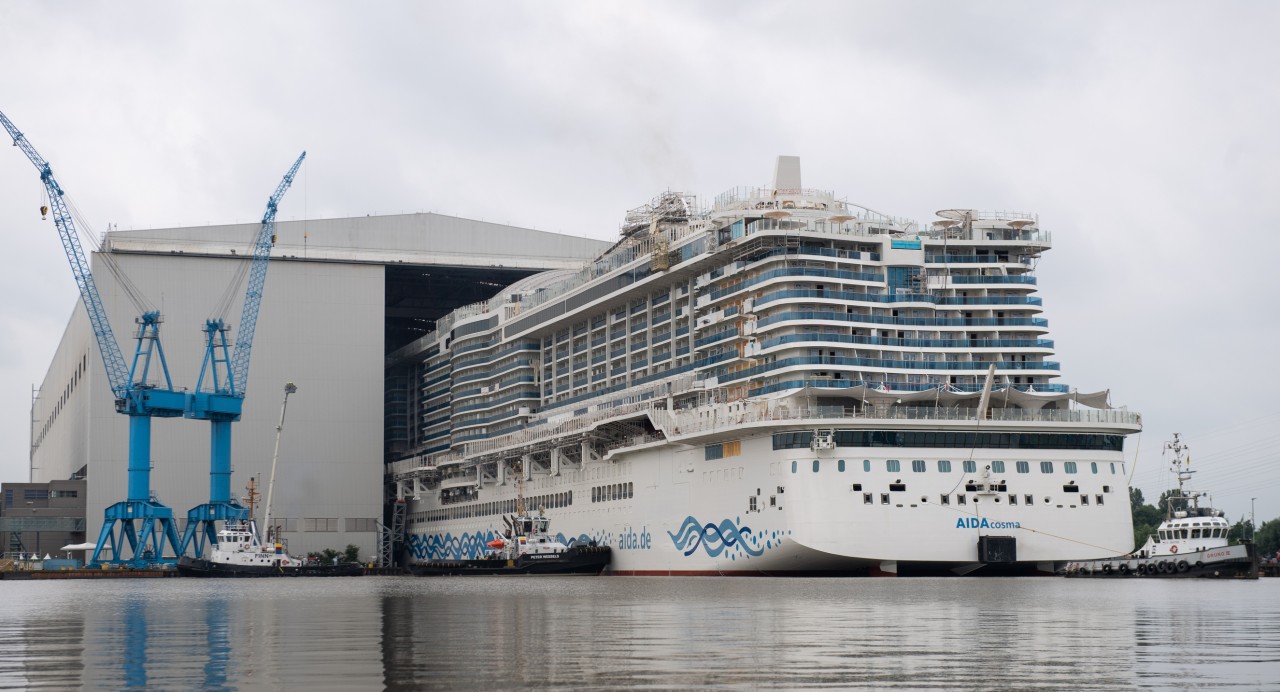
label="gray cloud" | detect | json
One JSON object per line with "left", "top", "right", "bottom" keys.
{"left": 2, "top": 0, "right": 1277, "bottom": 521}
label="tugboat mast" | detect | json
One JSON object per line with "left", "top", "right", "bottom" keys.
{"left": 1163, "top": 432, "right": 1210, "bottom": 520}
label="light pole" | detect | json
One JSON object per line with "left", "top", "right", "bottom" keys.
{"left": 1251, "top": 497, "right": 1257, "bottom": 541}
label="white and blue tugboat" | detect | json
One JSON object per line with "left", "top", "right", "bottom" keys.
{"left": 1064, "top": 434, "right": 1259, "bottom": 579}
{"left": 410, "top": 509, "right": 611, "bottom": 576}
{"left": 177, "top": 519, "right": 363, "bottom": 577}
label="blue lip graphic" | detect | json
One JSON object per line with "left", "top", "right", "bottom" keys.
{"left": 667, "top": 517, "right": 766, "bottom": 558}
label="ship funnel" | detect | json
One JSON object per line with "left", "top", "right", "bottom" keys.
{"left": 773, "top": 156, "right": 801, "bottom": 192}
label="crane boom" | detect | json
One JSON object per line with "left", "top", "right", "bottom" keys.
{"left": 0, "top": 111, "right": 131, "bottom": 399}
{"left": 3, "top": 108, "right": 185, "bottom": 567}
{"left": 228, "top": 151, "right": 306, "bottom": 395}
{"left": 181, "top": 150, "right": 305, "bottom": 560}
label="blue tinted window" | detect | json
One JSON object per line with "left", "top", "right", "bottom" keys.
{"left": 1040, "top": 461, "right": 1054, "bottom": 474}
{"left": 863, "top": 460, "right": 871, "bottom": 472}
{"left": 838, "top": 459, "right": 846, "bottom": 472}
{"left": 791, "top": 461, "right": 797, "bottom": 474}
{"left": 886, "top": 459, "right": 901, "bottom": 473}
{"left": 963, "top": 460, "right": 977, "bottom": 473}
{"left": 992, "top": 461, "right": 1006, "bottom": 473}
{"left": 912, "top": 460, "right": 926, "bottom": 473}
{"left": 812, "top": 460, "right": 820, "bottom": 473}
{"left": 1016, "top": 461, "right": 1030, "bottom": 474}
{"left": 937, "top": 460, "right": 952, "bottom": 472}
{"left": 1091, "top": 462, "right": 1098, "bottom": 474}
{"left": 1064, "top": 462, "right": 1078, "bottom": 474}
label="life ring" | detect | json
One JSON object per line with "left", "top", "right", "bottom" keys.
{"left": 1176, "top": 560, "right": 1189, "bottom": 573}
{"left": 1170, "top": 545, "right": 1178, "bottom": 554}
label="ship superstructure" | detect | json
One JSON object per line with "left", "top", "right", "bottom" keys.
{"left": 388, "top": 157, "right": 1141, "bottom": 575}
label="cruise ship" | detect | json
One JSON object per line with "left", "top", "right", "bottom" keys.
{"left": 388, "top": 157, "right": 1141, "bottom": 576}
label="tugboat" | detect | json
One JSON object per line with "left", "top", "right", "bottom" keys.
{"left": 410, "top": 509, "right": 611, "bottom": 576}
{"left": 178, "top": 383, "right": 362, "bottom": 578}
{"left": 177, "top": 519, "right": 352, "bottom": 577}
{"left": 1064, "top": 433, "right": 1259, "bottom": 579}
{"left": 177, "top": 487, "right": 362, "bottom": 577}
{"left": 411, "top": 466, "right": 610, "bottom": 576}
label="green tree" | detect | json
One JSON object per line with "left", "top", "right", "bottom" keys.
{"left": 1227, "top": 518, "right": 1253, "bottom": 545}
{"left": 1130, "top": 487, "right": 1163, "bottom": 549}
{"left": 343, "top": 544, "right": 361, "bottom": 564}
{"left": 1156, "top": 489, "right": 1186, "bottom": 516}
{"left": 1256, "top": 518, "right": 1280, "bottom": 559}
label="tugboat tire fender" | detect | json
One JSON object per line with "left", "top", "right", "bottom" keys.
{"left": 1102, "top": 564, "right": 1113, "bottom": 574}
{"left": 1176, "top": 560, "right": 1189, "bottom": 573}
{"left": 1118, "top": 564, "right": 1130, "bottom": 575}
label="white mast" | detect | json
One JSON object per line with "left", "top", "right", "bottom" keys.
{"left": 261, "top": 382, "right": 297, "bottom": 544}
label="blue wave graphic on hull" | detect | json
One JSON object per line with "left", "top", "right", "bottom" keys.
{"left": 667, "top": 517, "right": 765, "bottom": 558}
{"left": 409, "top": 530, "right": 609, "bottom": 560}
{"left": 408, "top": 530, "right": 500, "bottom": 560}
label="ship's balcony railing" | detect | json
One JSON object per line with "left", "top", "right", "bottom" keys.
{"left": 755, "top": 289, "right": 1042, "bottom": 308}
{"left": 756, "top": 333, "right": 1054, "bottom": 351}
{"left": 666, "top": 402, "right": 1139, "bottom": 438}
{"left": 756, "top": 311, "right": 1049, "bottom": 330}
{"left": 746, "top": 379, "right": 1070, "bottom": 396}
{"left": 751, "top": 246, "right": 883, "bottom": 264}
{"left": 713, "top": 186, "right": 840, "bottom": 210}
{"left": 708, "top": 267, "right": 885, "bottom": 301}
{"left": 716, "top": 356, "right": 1059, "bottom": 385}
{"left": 948, "top": 275, "right": 1037, "bottom": 285}
{"left": 926, "top": 255, "right": 1029, "bottom": 264}
{"left": 451, "top": 359, "right": 536, "bottom": 386}
{"left": 450, "top": 388, "right": 539, "bottom": 415}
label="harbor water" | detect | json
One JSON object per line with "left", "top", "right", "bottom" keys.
{"left": 1, "top": 576, "right": 1276, "bottom": 690}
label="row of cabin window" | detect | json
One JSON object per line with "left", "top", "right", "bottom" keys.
{"left": 859, "top": 492, "right": 1106, "bottom": 506}
{"left": 417, "top": 492, "right": 574, "bottom": 524}
{"left": 791, "top": 459, "right": 1117, "bottom": 475}
{"left": 1159, "top": 527, "right": 1224, "bottom": 540}
{"left": 592, "top": 482, "right": 634, "bottom": 503}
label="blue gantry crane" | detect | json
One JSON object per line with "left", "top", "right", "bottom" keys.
{"left": 179, "top": 151, "right": 305, "bottom": 557}
{"left": 1, "top": 109, "right": 188, "bottom": 567}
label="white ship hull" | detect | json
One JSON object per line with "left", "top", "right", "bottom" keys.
{"left": 405, "top": 416, "right": 1136, "bottom": 576}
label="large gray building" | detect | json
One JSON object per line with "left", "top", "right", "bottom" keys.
{"left": 29, "top": 213, "right": 609, "bottom": 559}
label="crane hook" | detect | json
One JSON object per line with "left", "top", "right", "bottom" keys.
{"left": 40, "top": 205, "right": 48, "bottom": 220}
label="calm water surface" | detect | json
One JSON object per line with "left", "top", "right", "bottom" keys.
{"left": 0, "top": 576, "right": 1276, "bottom": 690}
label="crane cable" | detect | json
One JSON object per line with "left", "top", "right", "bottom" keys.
{"left": 61, "top": 191, "right": 154, "bottom": 316}
{"left": 208, "top": 228, "right": 259, "bottom": 322}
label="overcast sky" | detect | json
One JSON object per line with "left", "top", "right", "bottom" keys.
{"left": 2, "top": 1, "right": 1277, "bottom": 524}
